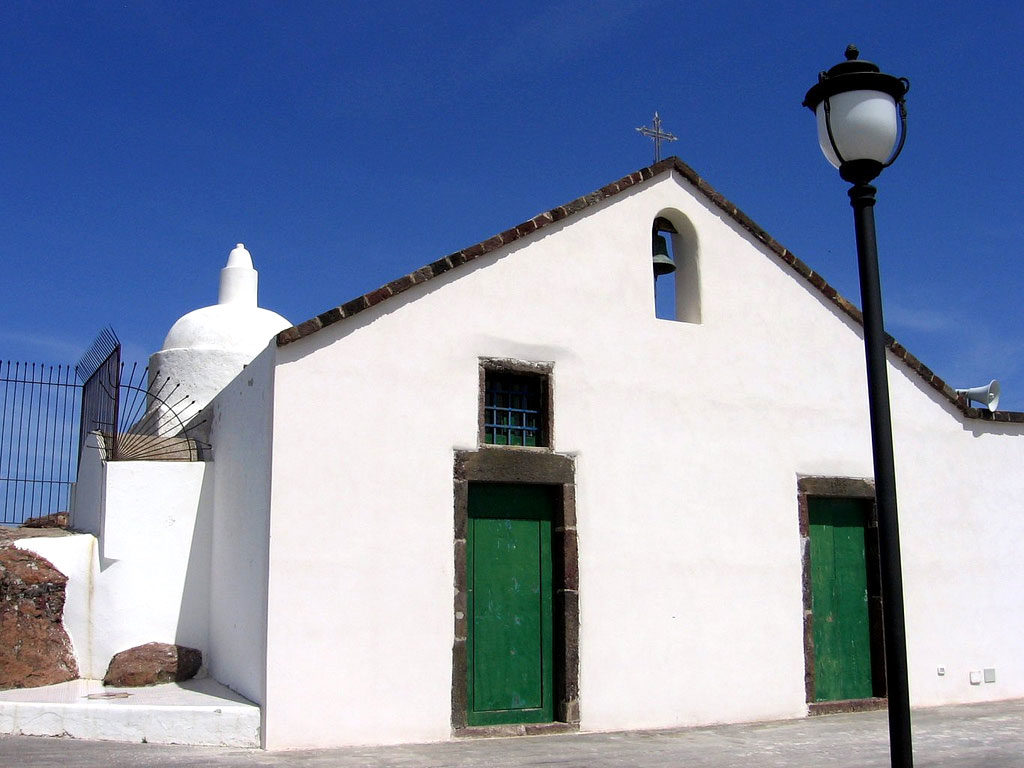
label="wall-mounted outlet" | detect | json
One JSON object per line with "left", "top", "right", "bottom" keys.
{"left": 970, "top": 670, "right": 983, "bottom": 685}
{"left": 937, "top": 666, "right": 945, "bottom": 676}
{"left": 984, "top": 668, "right": 996, "bottom": 683}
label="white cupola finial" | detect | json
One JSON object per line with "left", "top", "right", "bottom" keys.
{"left": 226, "top": 243, "right": 253, "bottom": 268}
{"left": 218, "top": 242, "right": 258, "bottom": 306}
{"left": 151, "top": 240, "right": 291, "bottom": 433}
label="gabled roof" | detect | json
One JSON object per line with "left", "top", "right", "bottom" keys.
{"left": 277, "top": 157, "right": 1022, "bottom": 423}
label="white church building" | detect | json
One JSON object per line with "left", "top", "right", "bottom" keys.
{"left": 7, "top": 157, "right": 1024, "bottom": 749}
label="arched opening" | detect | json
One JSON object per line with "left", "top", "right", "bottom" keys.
{"left": 652, "top": 211, "right": 700, "bottom": 323}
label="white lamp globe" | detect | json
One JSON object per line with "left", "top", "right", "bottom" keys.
{"left": 803, "top": 46, "right": 908, "bottom": 181}
{"left": 816, "top": 89, "right": 900, "bottom": 168}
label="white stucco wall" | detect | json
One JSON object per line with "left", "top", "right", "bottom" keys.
{"left": 205, "top": 343, "right": 275, "bottom": 713}
{"left": 263, "top": 169, "right": 1024, "bottom": 747}
{"left": 894, "top": 416, "right": 1024, "bottom": 706}
{"left": 18, "top": 460, "right": 211, "bottom": 679}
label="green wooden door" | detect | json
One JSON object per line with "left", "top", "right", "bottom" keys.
{"left": 467, "top": 483, "right": 554, "bottom": 725}
{"left": 809, "top": 497, "right": 875, "bottom": 701}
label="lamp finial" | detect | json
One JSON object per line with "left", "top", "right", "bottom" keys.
{"left": 845, "top": 44, "right": 859, "bottom": 60}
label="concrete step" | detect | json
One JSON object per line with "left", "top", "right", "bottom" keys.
{"left": 0, "top": 677, "right": 259, "bottom": 747}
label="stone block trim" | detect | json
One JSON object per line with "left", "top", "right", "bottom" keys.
{"left": 477, "top": 358, "right": 554, "bottom": 450}
{"left": 809, "top": 697, "right": 887, "bottom": 716}
{"left": 797, "top": 477, "right": 886, "bottom": 712}
{"left": 275, "top": 158, "right": 1023, "bottom": 424}
{"left": 452, "top": 449, "right": 579, "bottom": 733}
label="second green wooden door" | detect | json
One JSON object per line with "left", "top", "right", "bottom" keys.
{"left": 809, "top": 496, "right": 879, "bottom": 702}
{"left": 467, "top": 483, "right": 555, "bottom": 726}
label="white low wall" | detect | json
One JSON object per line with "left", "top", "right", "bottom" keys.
{"left": 19, "top": 460, "right": 212, "bottom": 679}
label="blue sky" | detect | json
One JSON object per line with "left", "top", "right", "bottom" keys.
{"left": 2, "top": 2, "right": 1022, "bottom": 408}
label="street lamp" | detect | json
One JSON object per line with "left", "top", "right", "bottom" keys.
{"left": 803, "top": 46, "right": 913, "bottom": 768}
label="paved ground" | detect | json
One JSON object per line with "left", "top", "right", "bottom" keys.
{"left": 2, "top": 699, "right": 1022, "bottom": 767}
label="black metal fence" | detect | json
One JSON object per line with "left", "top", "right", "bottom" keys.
{"left": 0, "top": 361, "right": 81, "bottom": 525}
{"left": 77, "top": 328, "right": 122, "bottom": 462}
{"left": 0, "top": 328, "right": 118, "bottom": 525}
{"left": 75, "top": 327, "right": 205, "bottom": 461}
{"left": 2, "top": 328, "right": 207, "bottom": 524}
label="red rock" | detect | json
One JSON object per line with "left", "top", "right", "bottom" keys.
{"left": 103, "top": 642, "right": 202, "bottom": 687}
{"left": 21, "top": 512, "right": 68, "bottom": 529}
{"left": 0, "top": 546, "right": 78, "bottom": 689}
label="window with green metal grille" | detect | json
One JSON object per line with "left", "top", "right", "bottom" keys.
{"left": 484, "top": 372, "right": 546, "bottom": 446}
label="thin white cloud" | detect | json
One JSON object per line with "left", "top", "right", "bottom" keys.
{"left": 485, "top": 0, "right": 657, "bottom": 72}
{"left": 884, "top": 303, "right": 1024, "bottom": 405}
{"left": 885, "top": 304, "right": 961, "bottom": 334}
{"left": 0, "top": 329, "right": 89, "bottom": 364}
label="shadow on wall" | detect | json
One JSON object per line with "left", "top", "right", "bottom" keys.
{"left": 175, "top": 467, "right": 214, "bottom": 661}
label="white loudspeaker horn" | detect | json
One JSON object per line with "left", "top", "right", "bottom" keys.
{"left": 956, "top": 379, "right": 1001, "bottom": 412}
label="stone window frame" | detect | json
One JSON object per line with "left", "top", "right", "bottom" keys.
{"left": 478, "top": 359, "right": 554, "bottom": 450}
{"left": 452, "top": 448, "right": 579, "bottom": 736}
{"left": 797, "top": 475, "right": 887, "bottom": 715}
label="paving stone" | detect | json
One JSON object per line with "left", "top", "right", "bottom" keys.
{"left": 0, "top": 699, "right": 1022, "bottom": 767}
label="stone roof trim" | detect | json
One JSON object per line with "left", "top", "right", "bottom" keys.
{"left": 276, "top": 158, "right": 1023, "bottom": 423}
{"left": 275, "top": 165, "right": 663, "bottom": 347}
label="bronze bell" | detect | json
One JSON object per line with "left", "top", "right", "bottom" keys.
{"left": 652, "top": 232, "right": 676, "bottom": 277}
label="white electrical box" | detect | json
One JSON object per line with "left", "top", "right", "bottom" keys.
{"left": 937, "top": 666, "right": 945, "bottom": 676}
{"left": 984, "top": 668, "right": 996, "bottom": 683}
{"left": 970, "top": 670, "right": 983, "bottom": 685}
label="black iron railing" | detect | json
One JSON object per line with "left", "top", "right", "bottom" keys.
{"left": 77, "top": 328, "right": 206, "bottom": 462}
{"left": 2, "top": 328, "right": 208, "bottom": 525}
{"left": 0, "top": 361, "right": 81, "bottom": 525}
{"left": 77, "top": 328, "right": 121, "bottom": 462}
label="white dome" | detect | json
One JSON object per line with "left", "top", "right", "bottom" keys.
{"left": 157, "top": 242, "right": 291, "bottom": 356}
{"left": 146, "top": 243, "right": 293, "bottom": 435}
{"left": 160, "top": 303, "right": 291, "bottom": 356}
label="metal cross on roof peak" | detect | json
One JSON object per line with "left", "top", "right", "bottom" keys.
{"left": 636, "top": 111, "right": 677, "bottom": 163}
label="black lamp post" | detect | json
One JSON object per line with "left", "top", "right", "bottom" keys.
{"left": 803, "top": 46, "right": 913, "bottom": 768}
